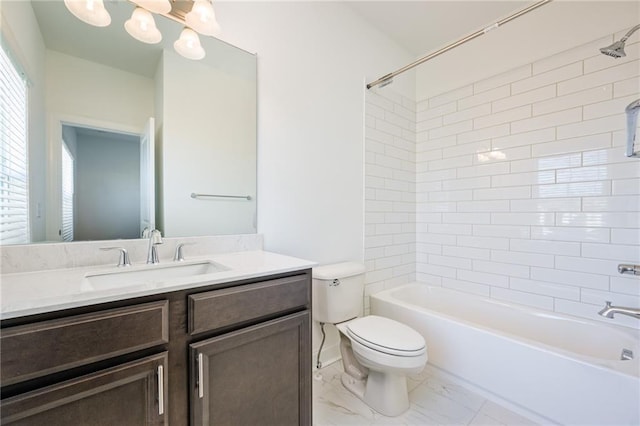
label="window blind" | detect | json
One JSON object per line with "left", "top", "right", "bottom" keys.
{"left": 0, "top": 45, "right": 29, "bottom": 245}
{"left": 61, "top": 142, "right": 74, "bottom": 242}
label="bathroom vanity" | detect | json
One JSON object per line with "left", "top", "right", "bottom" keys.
{"left": 0, "top": 250, "right": 313, "bottom": 425}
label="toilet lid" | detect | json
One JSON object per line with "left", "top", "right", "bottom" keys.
{"left": 346, "top": 315, "right": 426, "bottom": 356}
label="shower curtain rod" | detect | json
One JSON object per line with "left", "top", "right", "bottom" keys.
{"left": 366, "top": 0, "right": 552, "bottom": 90}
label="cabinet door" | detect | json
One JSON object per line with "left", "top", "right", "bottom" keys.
{"left": 1, "top": 352, "right": 168, "bottom": 426}
{"left": 190, "top": 311, "right": 311, "bottom": 426}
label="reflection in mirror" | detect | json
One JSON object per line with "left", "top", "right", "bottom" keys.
{"left": 62, "top": 125, "right": 139, "bottom": 241}
{"left": 0, "top": 0, "right": 257, "bottom": 245}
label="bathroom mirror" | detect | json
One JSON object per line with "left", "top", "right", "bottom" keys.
{"left": 1, "top": 0, "right": 257, "bottom": 245}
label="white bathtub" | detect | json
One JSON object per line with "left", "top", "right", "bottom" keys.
{"left": 371, "top": 283, "right": 640, "bottom": 426}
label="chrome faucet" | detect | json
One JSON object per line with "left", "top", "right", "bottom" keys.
{"left": 146, "top": 229, "right": 163, "bottom": 264}
{"left": 173, "top": 242, "right": 194, "bottom": 262}
{"left": 100, "top": 247, "right": 131, "bottom": 267}
{"left": 618, "top": 263, "right": 640, "bottom": 275}
{"left": 598, "top": 301, "right": 640, "bottom": 320}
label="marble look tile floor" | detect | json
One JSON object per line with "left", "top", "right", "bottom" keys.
{"left": 313, "top": 362, "right": 539, "bottom": 426}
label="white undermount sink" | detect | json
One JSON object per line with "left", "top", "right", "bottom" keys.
{"left": 84, "top": 260, "right": 229, "bottom": 289}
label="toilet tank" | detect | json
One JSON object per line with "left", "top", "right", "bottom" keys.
{"left": 312, "top": 262, "right": 366, "bottom": 324}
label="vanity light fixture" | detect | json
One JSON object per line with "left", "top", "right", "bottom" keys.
{"left": 63, "top": 0, "right": 220, "bottom": 60}
{"left": 185, "top": 0, "right": 221, "bottom": 36}
{"left": 174, "top": 27, "right": 205, "bottom": 60}
{"left": 130, "top": 0, "right": 171, "bottom": 15}
{"left": 124, "top": 7, "right": 162, "bottom": 44}
{"left": 63, "top": 0, "right": 111, "bottom": 27}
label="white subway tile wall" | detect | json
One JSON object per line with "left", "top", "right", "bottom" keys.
{"left": 364, "top": 90, "right": 417, "bottom": 313}
{"left": 416, "top": 32, "right": 640, "bottom": 329}
{"left": 365, "top": 30, "right": 640, "bottom": 329}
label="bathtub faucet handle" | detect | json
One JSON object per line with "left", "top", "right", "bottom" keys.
{"left": 617, "top": 264, "right": 640, "bottom": 275}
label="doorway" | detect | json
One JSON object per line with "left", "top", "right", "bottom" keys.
{"left": 61, "top": 124, "right": 141, "bottom": 241}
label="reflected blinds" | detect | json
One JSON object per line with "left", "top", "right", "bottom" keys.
{"left": 61, "top": 142, "right": 74, "bottom": 242}
{"left": 0, "top": 45, "right": 29, "bottom": 245}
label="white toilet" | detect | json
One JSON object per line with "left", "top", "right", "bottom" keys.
{"left": 312, "top": 262, "right": 427, "bottom": 416}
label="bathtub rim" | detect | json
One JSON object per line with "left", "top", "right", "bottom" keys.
{"left": 370, "top": 282, "right": 640, "bottom": 379}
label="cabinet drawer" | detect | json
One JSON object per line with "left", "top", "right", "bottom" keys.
{"left": 1, "top": 300, "right": 169, "bottom": 386}
{"left": 188, "top": 274, "right": 309, "bottom": 335}
{"left": 1, "top": 352, "right": 168, "bottom": 425}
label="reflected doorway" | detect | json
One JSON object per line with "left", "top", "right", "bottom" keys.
{"left": 60, "top": 123, "right": 150, "bottom": 241}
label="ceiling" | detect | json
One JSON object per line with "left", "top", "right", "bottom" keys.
{"left": 30, "top": 0, "right": 254, "bottom": 78}
{"left": 34, "top": 0, "right": 540, "bottom": 72}
{"left": 346, "top": 1, "right": 530, "bottom": 57}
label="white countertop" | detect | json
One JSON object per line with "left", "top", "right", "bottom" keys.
{"left": 0, "top": 250, "right": 316, "bottom": 320}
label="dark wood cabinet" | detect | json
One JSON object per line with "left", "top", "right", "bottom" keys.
{"left": 188, "top": 274, "right": 310, "bottom": 335}
{"left": 1, "top": 301, "right": 169, "bottom": 386}
{"left": 190, "top": 311, "right": 311, "bottom": 426}
{"left": 1, "top": 268, "right": 312, "bottom": 426}
{"left": 1, "top": 352, "right": 167, "bottom": 426}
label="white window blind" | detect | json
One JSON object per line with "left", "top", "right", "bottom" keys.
{"left": 0, "top": 45, "right": 29, "bottom": 245}
{"left": 61, "top": 142, "right": 74, "bottom": 242}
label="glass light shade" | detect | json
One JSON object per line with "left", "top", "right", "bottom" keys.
{"left": 174, "top": 28, "right": 205, "bottom": 60}
{"left": 130, "top": 0, "right": 171, "bottom": 15}
{"left": 185, "top": 0, "right": 221, "bottom": 36}
{"left": 125, "top": 7, "right": 162, "bottom": 44}
{"left": 64, "top": 0, "right": 111, "bottom": 27}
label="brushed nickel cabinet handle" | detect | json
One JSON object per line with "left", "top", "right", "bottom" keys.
{"left": 157, "top": 365, "right": 164, "bottom": 415}
{"left": 198, "top": 353, "right": 204, "bottom": 399}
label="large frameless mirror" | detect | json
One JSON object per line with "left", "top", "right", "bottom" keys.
{"left": 0, "top": 0, "right": 257, "bottom": 245}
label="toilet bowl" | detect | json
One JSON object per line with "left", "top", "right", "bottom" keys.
{"left": 312, "top": 262, "right": 428, "bottom": 416}
{"left": 336, "top": 315, "right": 427, "bottom": 416}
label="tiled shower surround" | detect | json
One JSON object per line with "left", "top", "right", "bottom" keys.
{"left": 365, "top": 29, "right": 640, "bottom": 329}
{"left": 364, "top": 91, "right": 417, "bottom": 314}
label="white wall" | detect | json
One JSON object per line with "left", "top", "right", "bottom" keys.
{"left": 74, "top": 131, "right": 140, "bottom": 241}
{"left": 61, "top": 124, "right": 78, "bottom": 158}
{"left": 44, "top": 50, "right": 154, "bottom": 241}
{"left": 212, "top": 1, "right": 415, "bottom": 367}
{"left": 46, "top": 50, "right": 154, "bottom": 129}
{"left": 158, "top": 50, "right": 257, "bottom": 237}
{"left": 416, "top": 1, "right": 640, "bottom": 100}
{"left": 1, "top": 1, "right": 47, "bottom": 242}
{"left": 413, "top": 28, "right": 640, "bottom": 329}
{"left": 215, "top": 1, "right": 415, "bottom": 264}
{"left": 154, "top": 57, "right": 165, "bottom": 236}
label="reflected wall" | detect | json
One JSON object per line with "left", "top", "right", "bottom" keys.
{"left": 0, "top": 0, "right": 257, "bottom": 244}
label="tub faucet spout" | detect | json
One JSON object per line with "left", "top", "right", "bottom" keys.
{"left": 598, "top": 301, "right": 640, "bottom": 320}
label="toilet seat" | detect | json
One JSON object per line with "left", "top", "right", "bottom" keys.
{"left": 345, "top": 315, "right": 426, "bottom": 357}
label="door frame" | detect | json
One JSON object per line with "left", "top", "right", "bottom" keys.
{"left": 46, "top": 113, "right": 142, "bottom": 242}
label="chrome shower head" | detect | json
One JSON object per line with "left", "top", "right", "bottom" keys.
{"left": 600, "top": 24, "right": 640, "bottom": 59}
{"left": 600, "top": 40, "right": 626, "bottom": 58}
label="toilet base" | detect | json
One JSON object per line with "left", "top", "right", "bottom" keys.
{"left": 340, "top": 371, "right": 410, "bottom": 417}
{"left": 337, "top": 324, "right": 415, "bottom": 417}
